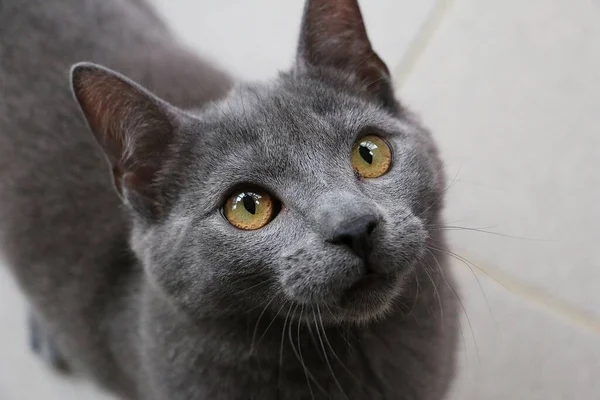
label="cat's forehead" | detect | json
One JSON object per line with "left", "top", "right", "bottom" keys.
{"left": 181, "top": 78, "right": 411, "bottom": 198}
{"left": 196, "top": 79, "right": 397, "bottom": 148}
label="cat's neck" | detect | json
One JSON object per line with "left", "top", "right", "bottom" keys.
{"left": 139, "top": 263, "right": 443, "bottom": 392}
{"left": 132, "top": 240, "right": 451, "bottom": 398}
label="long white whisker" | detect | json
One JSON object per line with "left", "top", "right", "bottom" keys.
{"left": 313, "top": 305, "right": 349, "bottom": 400}
{"left": 250, "top": 293, "right": 279, "bottom": 353}
{"left": 288, "top": 304, "right": 322, "bottom": 399}
{"left": 317, "top": 305, "right": 358, "bottom": 381}
{"left": 278, "top": 304, "right": 293, "bottom": 390}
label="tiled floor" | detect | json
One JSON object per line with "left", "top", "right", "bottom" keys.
{"left": 1, "top": 0, "right": 599, "bottom": 398}
{"left": 400, "top": 0, "right": 600, "bottom": 398}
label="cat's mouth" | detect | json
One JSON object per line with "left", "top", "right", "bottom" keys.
{"left": 335, "top": 271, "right": 403, "bottom": 321}
{"left": 343, "top": 272, "right": 387, "bottom": 299}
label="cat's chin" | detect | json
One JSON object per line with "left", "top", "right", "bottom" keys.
{"left": 339, "top": 272, "right": 404, "bottom": 322}
{"left": 307, "top": 271, "right": 406, "bottom": 325}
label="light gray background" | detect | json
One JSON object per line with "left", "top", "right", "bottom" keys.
{"left": 1, "top": 0, "right": 599, "bottom": 399}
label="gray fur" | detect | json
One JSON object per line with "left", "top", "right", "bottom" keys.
{"left": 0, "top": 0, "right": 458, "bottom": 399}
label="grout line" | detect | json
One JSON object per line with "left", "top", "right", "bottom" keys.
{"left": 393, "top": 0, "right": 456, "bottom": 89}
{"left": 454, "top": 248, "right": 600, "bottom": 335}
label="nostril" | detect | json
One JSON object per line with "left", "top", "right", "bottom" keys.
{"left": 335, "top": 234, "right": 354, "bottom": 249}
{"left": 366, "top": 220, "right": 377, "bottom": 235}
{"left": 329, "top": 214, "right": 379, "bottom": 259}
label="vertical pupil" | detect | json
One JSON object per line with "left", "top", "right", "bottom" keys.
{"left": 359, "top": 144, "right": 373, "bottom": 164}
{"left": 242, "top": 194, "right": 256, "bottom": 214}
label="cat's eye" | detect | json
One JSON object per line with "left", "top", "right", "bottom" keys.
{"left": 351, "top": 135, "right": 392, "bottom": 178}
{"left": 224, "top": 187, "right": 276, "bottom": 230}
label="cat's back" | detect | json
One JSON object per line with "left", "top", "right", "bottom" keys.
{"left": 0, "top": 0, "right": 164, "bottom": 171}
{"left": 0, "top": 0, "right": 228, "bottom": 146}
{"left": 0, "top": 0, "right": 229, "bottom": 231}
{"left": 0, "top": 0, "right": 229, "bottom": 321}
{"left": 0, "top": 1, "right": 229, "bottom": 391}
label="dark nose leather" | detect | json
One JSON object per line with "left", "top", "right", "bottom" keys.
{"left": 331, "top": 214, "right": 378, "bottom": 260}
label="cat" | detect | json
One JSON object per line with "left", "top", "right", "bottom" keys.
{"left": 0, "top": 0, "right": 459, "bottom": 399}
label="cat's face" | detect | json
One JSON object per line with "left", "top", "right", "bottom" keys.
{"left": 137, "top": 77, "right": 441, "bottom": 323}
{"left": 71, "top": 0, "right": 444, "bottom": 324}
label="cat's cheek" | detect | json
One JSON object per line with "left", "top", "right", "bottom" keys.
{"left": 369, "top": 208, "right": 428, "bottom": 276}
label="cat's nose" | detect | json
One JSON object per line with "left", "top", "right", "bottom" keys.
{"left": 331, "top": 213, "right": 378, "bottom": 260}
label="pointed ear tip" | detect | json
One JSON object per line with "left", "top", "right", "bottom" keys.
{"left": 70, "top": 62, "right": 101, "bottom": 82}
{"left": 69, "top": 62, "right": 120, "bottom": 89}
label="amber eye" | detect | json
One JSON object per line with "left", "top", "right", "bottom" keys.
{"left": 224, "top": 188, "right": 276, "bottom": 230}
{"left": 351, "top": 135, "right": 392, "bottom": 178}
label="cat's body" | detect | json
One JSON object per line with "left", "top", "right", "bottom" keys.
{"left": 0, "top": 0, "right": 458, "bottom": 399}
{"left": 1, "top": 0, "right": 229, "bottom": 396}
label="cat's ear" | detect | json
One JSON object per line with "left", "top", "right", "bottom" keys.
{"left": 71, "top": 62, "right": 186, "bottom": 219}
{"left": 297, "top": 0, "right": 395, "bottom": 107}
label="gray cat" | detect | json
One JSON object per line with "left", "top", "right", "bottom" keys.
{"left": 0, "top": 0, "right": 459, "bottom": 399}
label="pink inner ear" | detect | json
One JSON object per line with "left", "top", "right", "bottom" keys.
{"left": 74, "top": 68, "right": 171, "bottom": 166}
{"left": 75, "top": 72, "right": 137, "bottom": 163}
{"left": 73, "top": 66, "right": 175, "bottom": 215}
{"left": 122, "top": 168, "right": 156, "bottom": 197}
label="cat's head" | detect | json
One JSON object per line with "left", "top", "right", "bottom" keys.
{"left": 71, "top": 0, "right": 444, "bottom": 324}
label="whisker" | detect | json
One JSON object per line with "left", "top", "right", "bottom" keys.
{"left": 313, "top": 305, "right": 349, "bottom": 400}
{"left": 417, "top": 165, "right": 462, "bottom": 219}
{"left": 250, "top": 293, "right": 279, "bottom": 353}
{"left": 426, "top": 248, "right": 480, "bottom": 364}
{"left": 406, "top": 269, "right": 421, "bottom": 316}
{"left": 235, "top": 279, "right": 270, "bottom": 295}
{"left": 453, "top": 248, "right": 498, "bottom": 330}
{"left": 278, "top": 304, "right": 293, "bottom": 390}
{"left": 294, "top": 305, "right": 316, "bottom": 400}
{"left": 317, "top": 305, "right": 358, "bottom": 382}
{"left": 428, "top": 243, "right": 500, "bottom": 317}
{"left": 288, "top": 304, "right": 325, "bottom": 399}
{"left": 244, "top": 292, "right": 278, "bottom": 314}
{"left": 422, "top": 261, "right": 444, "bottom": 327}
{"left": 428, "top": 244, "right": 499, "bottom": 364}
{"left": 429, "top": 225, "right": 547, "bottom": 242}
{"left": 324, "top": 304, "right": 355, "bottom": 353}
{"left": 305, "top": 318, "right": 323, "bottom": 362}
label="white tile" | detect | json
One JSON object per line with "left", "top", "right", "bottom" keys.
{"left": 148, "top": 0, "right": 436, "bottom": 80}
{"left": 447, "top": 261, "right": 600, "bottom": 400}
{"left": 0, "top": 266, "right": 115, "bottom": 400}
{"left": 399, "top": 0, "right": 600, "bottom": 316}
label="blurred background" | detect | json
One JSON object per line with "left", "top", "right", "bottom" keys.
{"left": 1, "top": 0, "right": 599, "bottom": 399}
